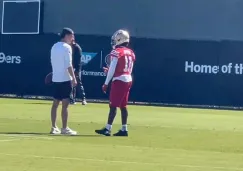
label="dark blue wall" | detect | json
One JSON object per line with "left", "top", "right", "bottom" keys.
{"left": 2, "top": 0, "right": 243, "bottom": 40}
{"left": 1, "top": 34, "right": 243, "bottom": 107}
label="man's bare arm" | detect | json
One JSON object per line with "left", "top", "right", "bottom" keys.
{"left": 68, "top": 66, "right": 76, "bottom": 80}
{"left": 64, "top": 45, "right": 77, "bottom": 84}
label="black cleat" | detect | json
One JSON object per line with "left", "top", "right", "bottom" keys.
{"left": 113, "top": 130, "right": 128, "bottom": 137}
{"left": 95, "top": 128, "right": 111, "bottom": 136}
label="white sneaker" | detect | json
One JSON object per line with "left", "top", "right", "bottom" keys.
{"left": 50, "top": 127, "right": 61, "bottom": 135}
{"left": 82, "top": 100, "right": 87, "bottom": 105}
{"left": 61, "top": 127, "right": 77, "bottom": 135}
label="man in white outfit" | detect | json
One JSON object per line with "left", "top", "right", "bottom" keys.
{"left": 50, "top": 27, "right": 77, "bottom": 135}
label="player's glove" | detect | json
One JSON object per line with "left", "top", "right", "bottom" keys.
{"left": 102, "top": 84, "right": 108, "bottom": 93}
{"left": 103, "top": 67, "right": 109, "bottom": 74}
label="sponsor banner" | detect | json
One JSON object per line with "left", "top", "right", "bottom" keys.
{"left": 81, "top": 70, "right": 106, "bottom": 77}
{"left": 81, "top": 52, "right": 98, "bottom": 66}
{"left": 81, "top": 51, "right": 106, "bottom": 77}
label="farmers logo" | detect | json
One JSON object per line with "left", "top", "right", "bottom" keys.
{"left": 81, "top": 52, "right": 98, "bottom": 65}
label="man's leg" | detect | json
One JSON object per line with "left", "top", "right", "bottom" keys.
{"left": 50, "top": 99, "right": 61, "bottom": 134}
{"left": 61, "top": 99, "right": 77, "bottom": 135}
{"left": 50, "top": 82, "right": 61, "bottom": 134}
{"left": 51, "top": 99, "right": 60, "bottom": 128}
{"left": 61, "top": 98, "right": 69, "bottom": 129}
{"left": 60, "top": 81, "right": 77, "bottom": 135}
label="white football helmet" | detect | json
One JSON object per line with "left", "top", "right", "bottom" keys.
{"left": 111, "top": 29, "right": 130, "bottom": 49}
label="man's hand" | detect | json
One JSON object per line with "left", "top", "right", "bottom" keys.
{"left": 102, "top": 84, "right": 108, "bottom": 93}
{"left": 72, "top": 78, "right": 77, "bottom": 87}
{"left": 103, "top": 67, "right": 109, "bottom": 74}
{"left": 74, "top": 70, "right": 79, "bottom": 76}
{"left": 74, "top": 71, "right": 80, "bottom": 79}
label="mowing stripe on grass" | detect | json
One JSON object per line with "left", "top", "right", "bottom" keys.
{"left": 0, "top": 153, "right": 242, "bottom": 170}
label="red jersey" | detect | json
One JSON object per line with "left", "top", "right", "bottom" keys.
{"left": 110, "top": 47, "right": 136, "bottom": 79}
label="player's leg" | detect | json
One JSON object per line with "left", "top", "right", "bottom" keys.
{"left": 113, "top": 107, "right": 128, "bottom": 136}
{"left": 76, "top": 72, "right": 87, "bottom": 105}
{"left": 72, "top": 72, "right": 79, "bottom": 104}
{"left": 95, "top": 81, "right": 122, "bottom": 136}
{"left": 80, "top": 82, "right": 87, "bottom": 105}
{"left": 107, "top": 105, "right": 117, "bottom": 128}
{"left": 113, "top": 82, "right": 132, "bottom": 136}
{"left": 60, "top": 81, "right": 77, "bottom": 135}
{"left": 121, "top": 107, "right": 128, "bottom": 130}
{"left": 70, "top": 86, "right": 76, "bottom": 104}
{"left": 95, "top": 105, "right": 117, "bottom": 136}
{"left": 73, "top": 86, "right": 77, "bottom": 104}
{"left": 50, "top": 83, "right": 61, "bottom": 134}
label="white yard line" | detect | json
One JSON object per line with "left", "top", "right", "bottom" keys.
{"left": 0, "top": 134, "right": 54, "bottom": 140}
{"left": 0, "top": 139, "right": 21, "bottom": 142}
{"left": 0, "top": 153, "right": 242, "bottom": 170}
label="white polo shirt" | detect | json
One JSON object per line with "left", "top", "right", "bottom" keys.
{"left": 51, "top": 42, "right": 73, "bottom": 82}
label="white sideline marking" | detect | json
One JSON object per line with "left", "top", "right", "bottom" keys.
{"left": 1, "top": 134, "right": 54, "bottom": 140}
{"left": 0, "top": 153, "right": 242, "bottom": 170}
{"left": 0, "top": 139, "right": 21, "bottom": 142}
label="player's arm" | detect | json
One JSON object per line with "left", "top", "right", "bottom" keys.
{"left": 104, "top": 57, "right": 118, "bottom": 85}
{"left": 102, "top": 50, "right": 119, "bottom": 93}
{"left": 64, "top": 46, "right": 76, "bottom": 82}
{"left": 103, "top": 55, "right": 111, "bottom": 73}
{"left": 73, "top": 44, "right": 82, "bottom": 73}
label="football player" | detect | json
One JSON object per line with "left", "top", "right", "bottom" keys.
{"left": 95, "top": 29, "right": 136, "bottom": 136}
{"left": 70, "top": 40, "right": 87, "bottom": 105}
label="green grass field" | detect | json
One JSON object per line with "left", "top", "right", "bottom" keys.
{"left": 0, "top": 98, "right": 243, "bottom": 171}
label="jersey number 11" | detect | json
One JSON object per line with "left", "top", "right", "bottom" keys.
{"left": 124, "top": 50, "right": 133, "bottom": 73}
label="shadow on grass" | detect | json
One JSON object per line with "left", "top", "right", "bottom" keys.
{"left": 24, "top": 102, "right": 51, "bottom": 105}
